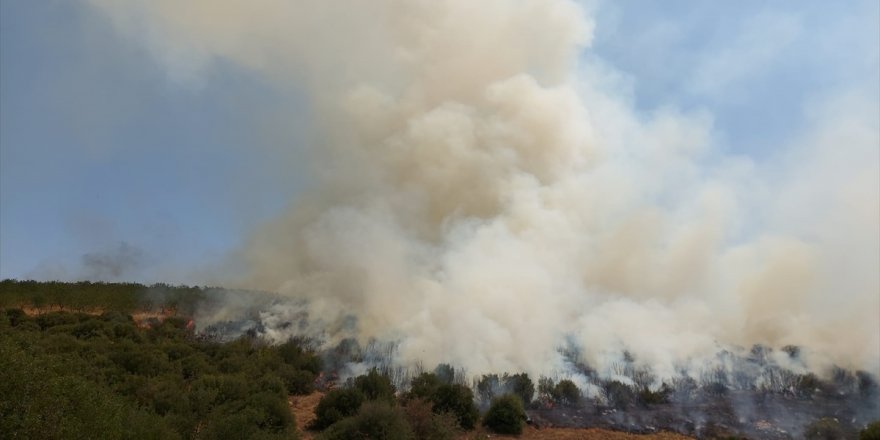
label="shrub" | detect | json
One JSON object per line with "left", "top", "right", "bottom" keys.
{"left": 353, "top": 369, "right": 396, "bottom": 402}
{"left": 318, "top": 402, "right": 413, "bottom": 440}
{"left": 795, "top": 373, "right": 823, "bottom": 398}
{"left": 201, "top": 409, "right": 263, "bottom": 440}
{"left": 506, "top": 373, "right": 535, "bottom": 406}
{"left": 279, "top": 338, "right": 322, "bottom": 374}
{"left": 36, "top": 311, "right": 81, "bottom": 329}
{"left": 861, "top": 421, "right": 880, "bottom": 440}
{"left": 430, "top": 384, "right": 479, "bottom": 429}
{"left": 483, "top": 394, "right": 526, "bottom": 435}
{"left": 278, "top": 364, "right": 315, "bottom": 395}
{"left": 601, "top": 380, "right": 634, "bottom": 409}
{"left": 310, "top": 388, "right": 366, "bottom": 430}
{"left": 477, "top": 373, "right": 534, "bottom": 407}
{"left": 537, "top": 376, "right": 555, "bottom": 400}
{"left": 256, "top": 374, "right": 287, "bottom": 396}
{"left": 245, "top": 391, "right": 295, "bottom": 432}
{"left": 476, "top": 374, "right": 501, "bottom": 403}
{"left": 409, "top": 372, "right": 442, "bottom": 400}
{"left": 857, "top": 372, "right": 878, "bottom": 398}
{"left": 5, "top": 308, "right": 28, "bottom": 327}
{"left": 804, "top": 417, "right": 848, "bottom": 440}
{"left": 703, "top": 381, "right": 728, "bottom": 396}
{"left": 637, "top": 383, "right": 671, "bottom": 405}
{"left": 671, "top": 376, "right": 698, "bottom": 401}
{"left": 553, "top": 379, "right": 581, "bottom": 406}
{"left": 434, "top": 364, "right": 456, "bottom": 384}
{"left": 403, "top": 398, "right": 459, "bottom": 440}
{"left": 181, "top": 354, "right": 214, "bottom": 380}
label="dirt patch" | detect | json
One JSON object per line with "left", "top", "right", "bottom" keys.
{"left": 289, "top": 391, "right": 324, "bottom": 439}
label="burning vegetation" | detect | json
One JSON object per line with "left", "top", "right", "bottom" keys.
{"left": 1, "top": 281, "right": 878, "bottom": 439}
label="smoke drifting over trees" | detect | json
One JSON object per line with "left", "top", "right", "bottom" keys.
{"left": 85, "top": 0, "right": 879, "bottom": 381}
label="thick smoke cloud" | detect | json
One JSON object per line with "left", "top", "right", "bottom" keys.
{"left": 88, "top": 0, "right": 879, "bottom": 379}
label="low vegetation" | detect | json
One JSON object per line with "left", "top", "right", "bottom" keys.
{"left": 862, "top": 421, "right": 880, "bottom": 440}
{"left": 0, "top": 306, "right": 318, "bottom": 439}
{"left": 482, "top": 394, "right": 527, "bottom": 434}
{"left": 2, "top": 281, "right": 877, "bottom": 439}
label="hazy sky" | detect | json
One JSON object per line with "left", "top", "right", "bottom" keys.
{"left": 1, "top": 0, "right": 877, "bottom": 284}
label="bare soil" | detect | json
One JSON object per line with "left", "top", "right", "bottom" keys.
{"left": 289, "top": 392, "right": 324, "bottom": 440}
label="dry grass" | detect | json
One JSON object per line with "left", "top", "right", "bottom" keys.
{"left": 20, "top": 306, "right": 185, "bottom": 329}
{"left": 289, "top": 391, "right": 325, "bottom": 440}
{"left": 21, "top": 305, "right": 104, "bottom": 316}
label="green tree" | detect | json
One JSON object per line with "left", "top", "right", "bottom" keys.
{"left": 476, "top": 374, "right": 500, "bottom": 403}
{"left": 310, "top": 388, "right": 366, "bottom": 430}
{"left": 506, "top": 373, "right": 535, "bottom": 406}
{"left": 319, "top": 402, "right": 414, "bottom": 440}
{"left": 553, "top": 379, "right": 581, "bottom": 406}
{"left": 353, "top": 369, "right": 396, "bottom": 402}
{"left": 409, "top": 372, "right": 442, "bottom": 400}
{"left": 482, "top": 394, "right": 526, "bottom": 435}
{"left": 430, "top": 384, "right": 478, "bottom": 430}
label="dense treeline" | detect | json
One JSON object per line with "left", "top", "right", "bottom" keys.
{"left": 0, "top": 307, "right": 532, "bottom": 439}
{"left": 0, "top": 308, "right": 319, "bottom": 439}
{"left": 0, "top": 279, "right": 214, "bottom": 313}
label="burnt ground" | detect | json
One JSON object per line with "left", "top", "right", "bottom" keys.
{"left": 528, "top": 391, "right": 879, "bottom": 439}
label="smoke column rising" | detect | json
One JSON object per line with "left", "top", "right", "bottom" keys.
{"left": 88, "top": 0, "right": 879, "bottom": 379}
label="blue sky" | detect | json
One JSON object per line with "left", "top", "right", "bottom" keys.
{"left": 1, "top": 0, "right": 877, "bottom": 283}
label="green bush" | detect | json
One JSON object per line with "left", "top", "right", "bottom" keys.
{"left": 278, "top": 338, "right": 322, "bottom": 374}
{"left": 0, "top": 340, "right": 179, "bottom": 440}
{"left": 430, "top": 384, "right": 478, "bottom": 430}
{"left": 0, "top": 286, "right": 310, "bottom": 440}
{"left": 310, "top": 388, "right": 366, "bottom": 430}
{"left": 506, "top": 373, "right": 534, "bottom": 406}
{"left": 5, "top": 308, "right": 29, "bottom": 326}
{"left": 246, "top": 391, "right": 295, "bottom": 432}
{"left": 537, "top": 376, "right": 555, "bottom": 400}
{"left": 482, "top": 394, "right": 526, "bottom": 435}
{"left": 181, "top": 354, "right": 214, "bottom": 379}
{"left": 601, "top": 380, "right": 634, "bottom": 409}
{"left": 201, "top": 409, "right": 263, "bottom": 440}
{"left": 861, "top": 421, "right": 880, "bottom": 440}
{"left": 36, "top": 311, "right": 81, "bottom": 329}
{"left": 278, "top": 364, "right": 315, "bottom": 395}
{"left": 318, "top": 402, "right": 413, "bottom": 440}
{"left": 353, "top": 369, "right": 396, "bottom": 402}
{"left": 409, "top": 372, "right": 442, "bottom": 400}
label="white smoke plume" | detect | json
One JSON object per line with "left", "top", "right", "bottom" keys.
{"left": 87, "top": 0, "right": 879, "bottom": 380}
